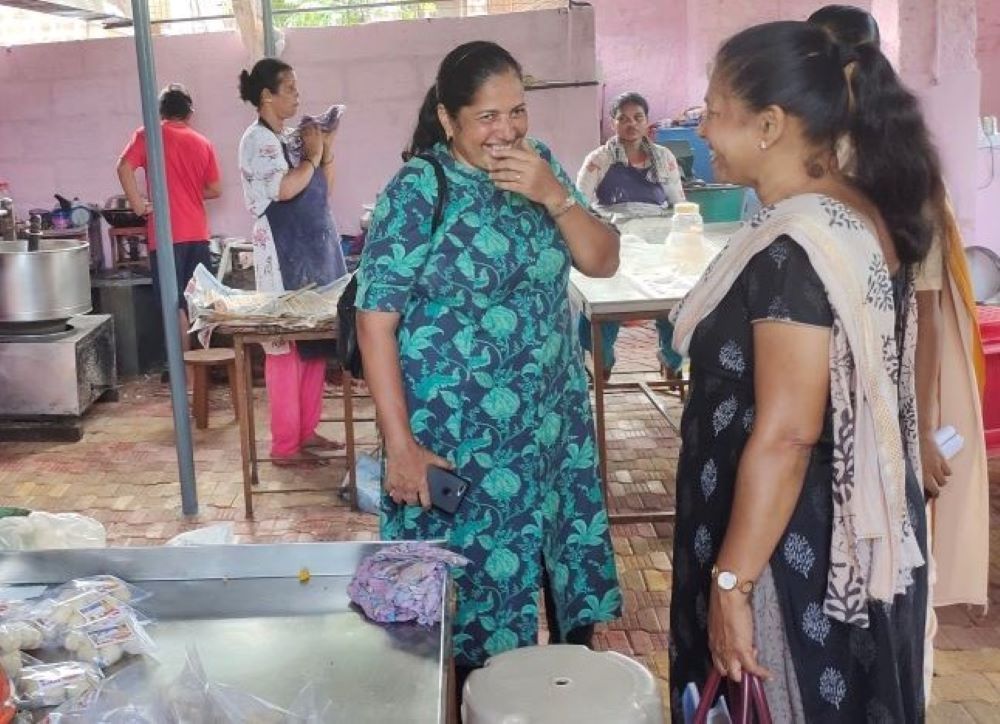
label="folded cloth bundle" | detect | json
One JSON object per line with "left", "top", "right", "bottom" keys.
{"left": 348, "top": 542, "right": 469, "bottom": 626}
{"left": 286, "top": 104, "right": 346, "bottom": 164}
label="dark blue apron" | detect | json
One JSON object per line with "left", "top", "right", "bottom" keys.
{"left": 595, "top": 162, "right": 667, "bottom": 207}
{"left": 260, "top": 121, "right": 347, "bottom": 358}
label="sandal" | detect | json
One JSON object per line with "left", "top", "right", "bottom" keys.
{"left": 301, "top": 434, "right": 345, "bottom": 451}
{"left": 271, "top": 455, "right": 329, "bottom": 468}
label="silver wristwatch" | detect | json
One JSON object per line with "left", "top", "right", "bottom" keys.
{"left": 711, "top": 564, "right": 755, "bottom": 594}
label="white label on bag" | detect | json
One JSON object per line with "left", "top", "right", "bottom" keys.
{"left": 85, "top": 620, "right": 135, "bottom": 648}
{"left": 77, "top": 596, "right": 122, "bottom": 624}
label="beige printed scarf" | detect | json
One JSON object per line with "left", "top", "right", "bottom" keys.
{"left": 671, "top": 193, "right": 925, "bottom": 627}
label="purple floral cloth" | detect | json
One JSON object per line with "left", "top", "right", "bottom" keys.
{"left": 348, "top": 542, "right": 468, "bottom": 626}
{"left": 286, "top": 104, "right": 345, "bottom": 164}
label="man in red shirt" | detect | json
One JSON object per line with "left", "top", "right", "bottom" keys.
{"left": 117, "top": 83, "right": 221, "bottom": 352}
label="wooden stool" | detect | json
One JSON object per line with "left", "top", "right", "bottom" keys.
{"left": 184, "top": 348, "right": 238, "bottom": 429}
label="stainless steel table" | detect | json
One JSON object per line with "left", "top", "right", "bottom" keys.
{"left": 0, "top": 542, "right": 452, "bottom": 723}
{"left": 569, "top": 223, "right": 738, "bottom": 525}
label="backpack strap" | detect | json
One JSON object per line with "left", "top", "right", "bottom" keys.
{"left": 416, "top": 153, "right": 448, "bottom": 233}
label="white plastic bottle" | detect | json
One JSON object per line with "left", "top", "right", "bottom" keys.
{"left": 662, "top": 201, "right": 713, "bottom": 278}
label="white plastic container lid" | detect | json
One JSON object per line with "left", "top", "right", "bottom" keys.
{"left": 673, "top": 201, "right": 700, "bottom": 216}
{"left": 462, "top": 645, "right": 664, "bottom": 724}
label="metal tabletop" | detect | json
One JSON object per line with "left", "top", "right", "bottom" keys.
{"left": 0, "top": 542, "right": 451, "bottom": 723}
{"left": 568, "top": 221, "right": 739, "bottom": 525}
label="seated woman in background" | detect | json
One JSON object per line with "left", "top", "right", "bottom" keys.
{"left": 576, "top": 92, "right": 686, "bottom": 380}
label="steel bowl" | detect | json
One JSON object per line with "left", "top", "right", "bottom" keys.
{"left": 0, "top": 239, "right": 92, "bottom": 323}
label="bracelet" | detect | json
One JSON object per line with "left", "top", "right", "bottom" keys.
{"left": 321, "top": 156, "right": 334, "bottom": 167}
{"left": 549, "top": 194, "right": 576, "bottom": 219}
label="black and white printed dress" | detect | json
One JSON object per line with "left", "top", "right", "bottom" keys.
{"left": 668, "top": 236, "right": 927, "bottom": 723}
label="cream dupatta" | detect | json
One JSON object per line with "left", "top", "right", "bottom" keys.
{"left": 671, "top": 194, "right": 925, "bottom": 626}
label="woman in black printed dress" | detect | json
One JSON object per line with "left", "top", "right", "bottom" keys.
{"left": 668, "top": 21, "right": 946, "bottom": 723}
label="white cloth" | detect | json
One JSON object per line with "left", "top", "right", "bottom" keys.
{"left": 671, "top": 193, "right": 925, "bottom": 627}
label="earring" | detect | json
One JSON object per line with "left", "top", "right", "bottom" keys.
{"left": 759, "top": 140, "right": 768, "bottom": 151}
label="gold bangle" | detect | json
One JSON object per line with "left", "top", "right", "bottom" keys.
{"left": 549, "top": 195, "right": 576, "bottom": 219}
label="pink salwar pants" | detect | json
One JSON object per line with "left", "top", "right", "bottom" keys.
{"left": 264, "top": 344, "right": 326, "bottom": 458}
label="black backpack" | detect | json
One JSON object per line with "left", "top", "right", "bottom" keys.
{"left": 337, "top": 154, "right": 448, "bottom": 379}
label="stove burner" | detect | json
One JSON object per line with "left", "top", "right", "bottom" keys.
{"left": 0, "top": 319, "right": 75, "bottom": 342}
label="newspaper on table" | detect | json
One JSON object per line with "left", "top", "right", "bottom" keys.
{"left": 184, "top": 264, "right": 351, "bottom": 348}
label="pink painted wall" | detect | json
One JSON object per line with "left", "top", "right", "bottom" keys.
{"left": 589, "top": 0, "right": 687, "bottom": 134}
{"left": 0, "top": 7, "right": 599, "bottom": 239}
{"left": 976, "top": 147, "right": 1000, "bottom": 250}
{"left": 892, "top": 0, "right": 982, "bottom": 247}
{"left": 591, "top": 0, "right": 873, "bottom": 133}
{"left": 979, "top": 0, "right": 1000, "bottom": 115}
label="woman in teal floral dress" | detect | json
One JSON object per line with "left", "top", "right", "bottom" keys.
{"left": 355, "top": 42, "right": 622, "bottom": 679}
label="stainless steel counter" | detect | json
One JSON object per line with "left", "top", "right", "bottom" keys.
{"left": 0, "top": 543, "right": 451, "bottom": 723}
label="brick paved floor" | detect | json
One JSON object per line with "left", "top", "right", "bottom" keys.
{"left": 0, "top": 323, "right": 997, "bottom": 721}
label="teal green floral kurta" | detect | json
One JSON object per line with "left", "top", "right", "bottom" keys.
{"left": 356, "top": 140, "right": 621, "bottom": 667}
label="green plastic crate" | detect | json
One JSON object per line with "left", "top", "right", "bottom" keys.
{"left": 683, "top": 185, "right": 747, "bottom": 223}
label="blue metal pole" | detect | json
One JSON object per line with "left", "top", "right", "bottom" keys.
{"left": 130, "top": 0, "right": 198, "bottom": 516}
{"left": 262, "top": 0, "right": 276, "bottom": 57}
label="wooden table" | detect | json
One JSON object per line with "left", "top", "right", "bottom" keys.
{"left": 569, "top": 223, "right": 738, "bottom": 524}
{"left": 220, "top": 324, "right": 362, "bottom": 518}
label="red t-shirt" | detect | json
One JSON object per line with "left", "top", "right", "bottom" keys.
{"left": 120, "top": 120, "right": 220, "bottom": 251}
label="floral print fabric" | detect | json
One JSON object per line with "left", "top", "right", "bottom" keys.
{"left": 238, "top": 123, "right": 286, "bottom": 295}
{"left": 669, "top": 233, "right": 927, "bottom": 722}
{"left": 347, "top": 542, "right": 469, "bottom": 626}
{"left": 355, "top": 140, "right": 621, "bottom": 668}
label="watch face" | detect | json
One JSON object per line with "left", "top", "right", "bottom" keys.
{"left": 717, "top": 571, "right": 738, "bottom": 591}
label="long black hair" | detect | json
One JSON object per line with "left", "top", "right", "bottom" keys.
{"left": 807, "top": 4, "right": 881, "bottom": 49}
{"left": 404, "top": 41, "right": 522, "bottom": 160}
{"left": 716, "top": 21, "right": 941, "bottom": 264}
{"left": 238, "top": 58, "right": 293, "bottom": 109}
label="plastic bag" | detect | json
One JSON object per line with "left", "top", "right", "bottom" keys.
{"left": 341, "top": 453, "right": 381, "bottom": 515}
{"left": 164, "top": 524, "right": 234, "bottom": 547}
{"left": 15, "top": 660, "right": 102, "bottom": 709}
{"left": 63, "top": 611, "right": 156, "bottom": 669}
{"left": 44, "top": 658, "right": 163, "bottom": 723}
{"left": 0, "top": 620, "right": 43, "bottom": 654}
{"left": 0, "top": 649, "right": 37, "bottom": 680}
{"left": 0, "top": 513, "right": 106, "bottom": 551}
{"left": 164, "top": 646, "right": 292, "bottom": 723}
{"left": 49, "top": 576, "right": 148, "bottom": 607}
{"left": 286, "top": 680, "right": 336, "bottom": 723}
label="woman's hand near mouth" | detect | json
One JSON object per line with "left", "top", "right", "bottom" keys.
{"left": 487, "top": 141, "right": 565, "bottom": 210}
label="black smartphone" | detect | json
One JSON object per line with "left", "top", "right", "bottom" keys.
{"left": 427, "top": 466, "right": 470, "bottom": 515}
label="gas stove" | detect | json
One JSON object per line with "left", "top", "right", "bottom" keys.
{"left": 0, "top": 314, "right": 117, "bottom": 441}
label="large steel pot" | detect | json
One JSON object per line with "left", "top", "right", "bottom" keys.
{"left": 0, "top": 239, "right": 91, "bottom": 323}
